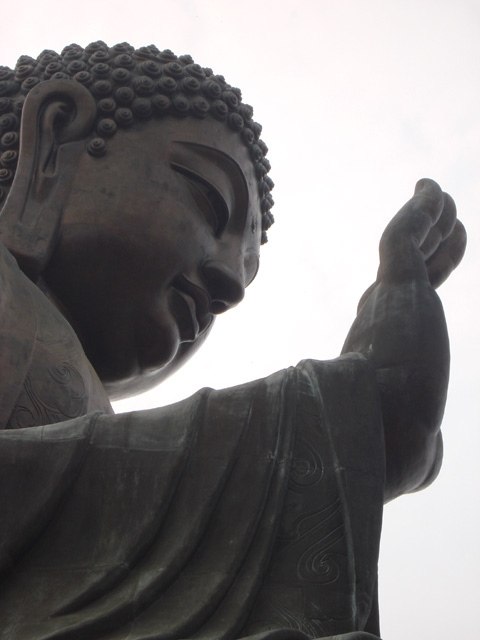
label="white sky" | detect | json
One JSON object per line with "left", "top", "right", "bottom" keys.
{"left": 2, "top": 1, "right": 479, "bottom": 638}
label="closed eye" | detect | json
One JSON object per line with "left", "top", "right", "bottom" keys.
{"left": 171, "top": 163, "right": 230, "bottom": 236}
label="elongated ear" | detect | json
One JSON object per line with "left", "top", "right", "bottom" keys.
{"left": 0, "top": 79, "right": 96, "bottom": 278}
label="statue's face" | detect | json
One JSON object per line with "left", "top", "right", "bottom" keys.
{"left": 42, "top": 117, "right": 262, "bottom": 399}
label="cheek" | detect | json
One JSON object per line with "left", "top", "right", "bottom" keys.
{"left": 129, "top": 207, "right": 214, "bottom": 289}
{"left": 244, "top": 251, "right": 260, "bottom": 286}
{"left": 134, "top": 294, "right": 181, "bottom": 370}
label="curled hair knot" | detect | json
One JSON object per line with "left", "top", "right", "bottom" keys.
{"left": 222, "top": 91, "right": 239, "bottom": 109}
{"left": 112, "top": 68, "right": 131, "bottom": 84}
{"left": 0, "top": 98, "right": 11, "bottom": 114}
{"left": 132, "top": 98, "right": 152, "bottom": 119}
{"left": 241, "top": 127, "right": 255, "bottom": 145}
{"left": 172, "top": 95, "right": 189, "bottom": 116}
{"left": 0, "top": 82, "right": 18, "bottom": 97}
{"left": 15, "top": 65, "right": 35, "bottom": 80}
{"left": 157, "top": 77, "right": 177, "bottom": 94}
{"left": 258, "top": 139, "right": 268, "bottom": 155}
{"left": 92, "top": 63, "right": 111, "bottom": 77}
{"left": 62, "top": 46, "right": 83, "bottom": 61}
{"left": 111, "top": 43, "right": 134, "bottom": 55}
{"left": 21, "top": 77, "right": 40, "bottom": 92}
{"left": 211, "top": 100, "right": 228, "bottom": 120}
{"left": 191, "top": 96, "right": 209, "bottom": 118}
{"left": 140, "top": 60, "right": 162, "bottom": 77}
{"left": 181, "top": 77, "right": 201, "bottom": 94}
{"left": 0, "top": 149, "right": 17, "bottom": 168}
{"left": 264, "top": 175, "right": 274, "bottom": 190}
{"left": 114, "top": 86, "right": 134, "bottom": 104}
{"left": 87, "top": 137, "right": 107, "bottom": 156}
{"left": 185, "top": 63, "right": 206, "bottom": 79}
{"left": 157, "top": 50, "right": 177, "bottom": 63}
{"left": 178, "top": 54, "right": 194, "bottom": 65}
{"left": 37, "top": 52, "right": 60, "bottom": 68}
{"left": 89, "top": 50, "right": 111, "bottom": 65}
{"left": 251, "top": 121, "right": 262, "bottom": 139}
{"left": 114, "top": 107, "right": 134, "bottom": 127}
{"left": 0, "top": 114, "right": 18, "bottom": 134}
{"left": 254, "top": 162, "right": 267, "bottom": 178}
{"left": 1, "top": 131, "right": 18, "bottom": 148}
{"left": 151, "top": 94, "right": 171, "bottom": 115}
{"left": 114, "top": 54, "right": 135, "bottom": 69}
{"left": 97, "top": 118, "right": 117, "bottom": 137}
{"left": 98, "top": 98, "right": 116, "bottom": 114}
{"left": 135, "top": 45, "right": 162, "bottom": 61}
{"left": 13, "top": 98, "right": 24, "bottom": 115}
{"left": 250, "top": 144, "right": 263, "bottom": 162}
{"left": 0, "top": 68, "right": 14, "bottom": 81}
{"left": 44, "top": 62, "right": 64, "bottom": 77}
{"left": 92, "top": 80, "right": 113, "bottom": 98}
{"left": 228, "top": 112, "right": 244, "bottom": 132}
{"left": 74, "top": 71, "right": 93, "bottom": 86}
{"left": 67, "top": 60, "right": 87, "bottom": 74}
{"left": 0, "top": 168, "right": 13, "bottom": 183}
{"left": 238, "top": 103, "right": 253, "bottom": 121}
{"left": 132, "top": 76, "right": 156, "bottom": 96}
{"left": 15, "top": 56, "right": 36, "bottom": 67}
{"left": 85, "top": 41, "right": 109, "bottom": 56}
{"left": 202, "top": 80, "right": 222, "bottom": 99}
{"left": 164, "top": 62, "right": 184, "bottom": 78}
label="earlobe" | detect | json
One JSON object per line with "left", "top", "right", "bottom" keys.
{"left": 0, "top": 79, "right": 96, "bottom": 278}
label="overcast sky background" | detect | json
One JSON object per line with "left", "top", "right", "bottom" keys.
{"left": 1, "top": 1, "right": 479, "bottom": 638}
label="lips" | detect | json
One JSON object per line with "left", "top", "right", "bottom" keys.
{"left": 170, "top": 275, "right": 212, "bottom": 342}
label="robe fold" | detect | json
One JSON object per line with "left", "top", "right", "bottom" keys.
{"left": 0, "top": 354, "right": 384, "bottom": 640}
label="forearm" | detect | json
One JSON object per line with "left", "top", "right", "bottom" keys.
{"left": 342, "top": 279, "right": 449, "bottom": 501}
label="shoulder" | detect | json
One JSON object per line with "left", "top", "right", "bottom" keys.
{"left": 0, "top": 242, "right": 37, "bottom": 427}
{"left": 296, "top": 352, "right": 378, "bottom": 392}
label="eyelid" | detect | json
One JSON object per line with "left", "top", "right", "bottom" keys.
{"left": 171, "top": 162, "right": 230, "bottom": 236}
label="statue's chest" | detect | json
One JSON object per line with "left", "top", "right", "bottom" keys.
{"left": 5, "top": 341, "right": 101, "bottom": 429}
{"left": 4, "top": 302, "right": 111, "bottom": 430}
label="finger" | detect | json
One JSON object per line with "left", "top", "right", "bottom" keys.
{"left": 411, "top": 178, "right": 445, "bottom": 234}
{"left": 426, "top": 219, "right": 467, "bottom": 288}
{"left": 380, "top": 179, "right": 443, "bottom": 258}
{"left": 379, "top": 179, "right": 444, "bottom": 283}
{"left": 420, "top": 192, "right": 457, "bottom": 260}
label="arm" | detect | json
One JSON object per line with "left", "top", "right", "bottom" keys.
{"left": 342, "top": 179, "right": 466, "bottom": 503}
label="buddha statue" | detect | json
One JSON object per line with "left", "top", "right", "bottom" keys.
{"left": 0, "top": 42, "right": 466, "bottom": 640}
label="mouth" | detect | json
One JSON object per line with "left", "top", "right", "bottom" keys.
{"left": 170, "top": 275, "right": 213, "bottom": 342}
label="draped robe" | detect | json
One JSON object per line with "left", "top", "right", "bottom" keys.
{"left": 0, "top": 243, "right": 385, "bottom": 639}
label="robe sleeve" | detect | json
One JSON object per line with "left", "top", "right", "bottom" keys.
{"left": 0, "top": 357, "right": 384, "bottom": 640}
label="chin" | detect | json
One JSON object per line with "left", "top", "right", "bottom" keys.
{"left": 101, "top": 326, "right": 214, "bottom": 401}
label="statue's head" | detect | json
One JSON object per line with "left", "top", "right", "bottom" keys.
{"left": 0, "top": 42, "right": 274, "bottom": 399}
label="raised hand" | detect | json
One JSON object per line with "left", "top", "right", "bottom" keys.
{"left": 378, "top": 178, "right": 466, "bottom": 288}
{"left": 342, "top": 179, "right": 466, "bottom": 501}
{"left": 357, "top": 179, "right": 466, "bottom": 313}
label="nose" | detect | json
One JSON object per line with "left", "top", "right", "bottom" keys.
{"left": 201, "top": 258, "right": 245, "bottom": 314}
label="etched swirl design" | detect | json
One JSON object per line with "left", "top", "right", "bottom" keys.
{"left": 298, "top": 548, "right": 341, "bottom": 584}
{"left": 289, "top": 434, "right": 324, "bottom": 489}
{"left": 6, "top": 362, "right": 87, "bottom": 429}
